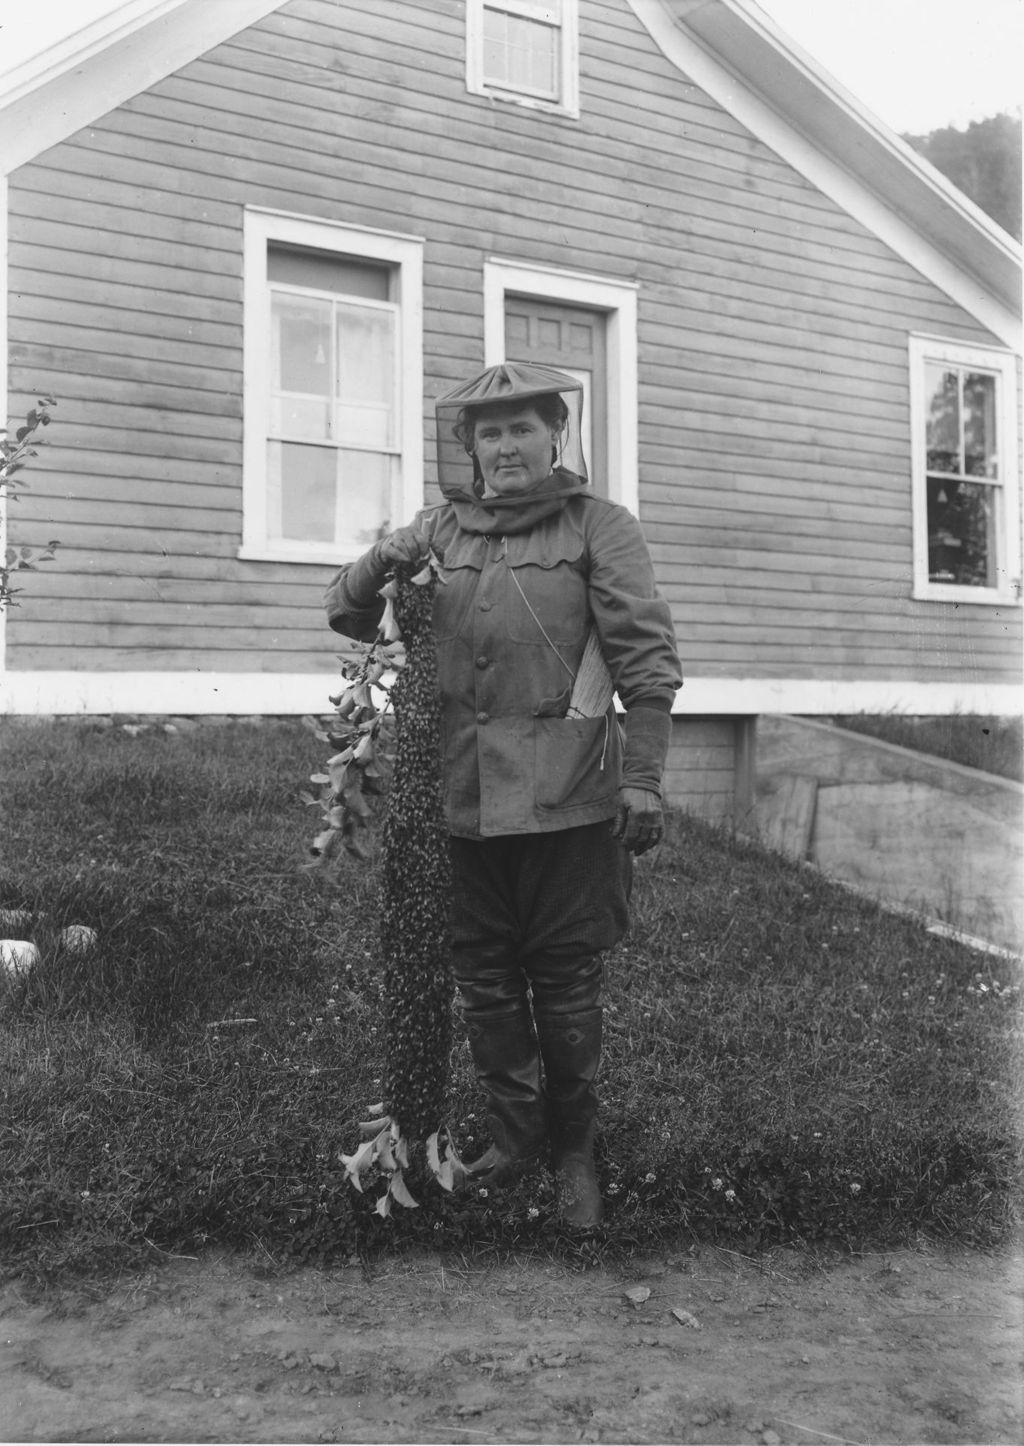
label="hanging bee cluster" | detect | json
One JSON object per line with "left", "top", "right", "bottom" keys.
{"left": 328, "top": 557, "right": 463, "bottom": 1215}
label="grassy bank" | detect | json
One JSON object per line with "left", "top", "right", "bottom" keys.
{"left": 1, "top": 719, "right": 1020, "bottom": 1277}
{"left": 830, "top": 712, "right": 1023, "bottom": 782}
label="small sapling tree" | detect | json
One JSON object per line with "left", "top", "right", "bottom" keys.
{"left": 1, "top": 397, "right": 58, "bottom": 610}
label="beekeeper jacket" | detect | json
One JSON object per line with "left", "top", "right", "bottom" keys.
{"left": 323, "top": 470, "right": 682, "bottom": 839}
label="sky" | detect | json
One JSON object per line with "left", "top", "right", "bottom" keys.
{"left": 0, "top": 0, "right": 1021, "bottom": 135}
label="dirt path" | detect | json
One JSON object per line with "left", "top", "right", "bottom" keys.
{"left": 2, "top": 1246, "right": 1020, "bottom": 1444}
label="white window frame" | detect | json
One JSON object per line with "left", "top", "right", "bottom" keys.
{"left": 483, "top": 258, "right": 639, "bottom": 513}
{"left": 241, "top": 209, "right": 424, "bottom": 564}
{"left": 909, "top": 334, "right": 1021, "bottom": 606}
{"left": 467, "top": 0, "right": 580, "bottom": 119}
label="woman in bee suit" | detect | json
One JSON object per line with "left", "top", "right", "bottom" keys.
{"left": 324, "top": 361, "right": 682, "bottom": 1227}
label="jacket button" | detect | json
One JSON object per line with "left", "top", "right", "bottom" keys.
{"left": 476, "top": 656, "right": 488, "bottom": 669}
{"left": 479, "top": 599, "right": 492, "bottom": 611}
{"left": 476, "top": 711, "right": 489, "bottom": 724}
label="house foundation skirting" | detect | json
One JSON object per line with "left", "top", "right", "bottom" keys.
{"left": 1, "top": 671, "right": 1019, "bottom": 719}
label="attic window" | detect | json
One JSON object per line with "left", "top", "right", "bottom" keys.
{"left": 909, "top": 336, "right": 1020, "bottom": 605}
{"left": 467, "top": 0, "right": 579, "bottom": 117}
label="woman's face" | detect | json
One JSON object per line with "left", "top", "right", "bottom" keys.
{"left": 473, "top": 403, "right": 558, "bottom": 496}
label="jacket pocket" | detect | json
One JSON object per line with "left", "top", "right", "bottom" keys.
{"left": 433, "top": 546, "right": 483, "bottom": 641}
{"left": 534, "top": 715, "right": 618, "bottom": 812}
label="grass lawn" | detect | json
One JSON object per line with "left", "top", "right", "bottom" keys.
{"left": 830, "top": 712, "right": 1023, "bottom": 782}
{"left": 1, "top": 718, "right": 1020, "bottom": 1277}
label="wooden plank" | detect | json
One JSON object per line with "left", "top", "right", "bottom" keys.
{"left": 8, "top": 266, "right": 241, "bottom": 327}
{"left": 5, "top": 645, "right": 337, "bottom": 671}
{"left": 10, "top": 204, "right": 238, "bottom": 262}
{"left": 21, "top": 599, "right": 324, "bottom": 628}
{"left": 756, "top": 774, "right": 818, "bottom": 861}
{"left": 28, "top": 572, "right": 335, "bottom": 606}
{"left": 9, "top": 349, "right": 241, "bottom": 414}
{"left": 8, "top": 621, "right": 329, "bottom": 649}
{"left": 27, "top": 547, "right": 340, "bottom": 586}
{"left": 7, "top": 314, "right": 240, "bottom": 371}
{"left": 643, "top": 483, "right": 909, "bottom": 527}
{"left": 25, "top": 476, "right": 240, "bottom": 513}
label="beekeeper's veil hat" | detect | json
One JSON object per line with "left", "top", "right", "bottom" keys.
{"left": 435, "top": 361, "right": 587, "bottom": 496}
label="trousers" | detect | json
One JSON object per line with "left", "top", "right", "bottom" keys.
{"left": 448, "top": 821, "right": 631, "bottom": 1004}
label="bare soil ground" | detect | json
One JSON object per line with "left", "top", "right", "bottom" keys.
{"left": 2, "top": 1245, "right": 1020, "bottom": 1445}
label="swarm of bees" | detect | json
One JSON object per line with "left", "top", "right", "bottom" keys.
{"left": 320, "top": 559, "right": 461, "bottom": 1213}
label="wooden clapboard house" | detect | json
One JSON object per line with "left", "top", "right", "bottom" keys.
{"left": 1, "top": 0, "right": 1020, "bottom": 822}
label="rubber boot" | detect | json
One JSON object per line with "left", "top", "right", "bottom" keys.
{"left": 534, "top": 1006, "right": 604, "bottom": 1227}
{"left": 461, "top": 1004, "right": 548, "bottom": 1186}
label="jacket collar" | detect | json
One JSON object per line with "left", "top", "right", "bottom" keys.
{"left": 442, "top": 468, "right": 589, "bottom": 536}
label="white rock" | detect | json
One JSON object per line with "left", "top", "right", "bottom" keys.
{"left": 61, "top": 925, "right": 98, "bottom": 954}
{"left": 0, "top": 940, "right": 39, "bottom": 976}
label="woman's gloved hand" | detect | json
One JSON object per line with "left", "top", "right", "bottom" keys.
{"left": 611, "top": 786, "right": 664, "bottom": 855}
{"left": 375, "top": 525, "right": 431, "bottom": 568}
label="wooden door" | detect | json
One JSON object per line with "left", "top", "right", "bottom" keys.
{"left": 504, "top": 297, "right": 608, "bottom": 496}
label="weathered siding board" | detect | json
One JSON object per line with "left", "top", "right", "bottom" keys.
{"left": 664, "top": 717, "right": 739, "bottom": 824}
{"left": 8, "top": 646, "right": 334, "bottom": 672}
{"left": 6, "top": 0, "right": 1019, "bottom": 683}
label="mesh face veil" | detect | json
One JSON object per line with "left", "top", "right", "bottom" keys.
{"left": 435, "top": 361, "right": 587, "bottom": 496}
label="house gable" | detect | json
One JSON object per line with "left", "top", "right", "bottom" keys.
{"left": 629, "top": 0, "right": 1021, "bottom": 350}
{"left": 0, "top": 0, "right": 283, "bottom": 175}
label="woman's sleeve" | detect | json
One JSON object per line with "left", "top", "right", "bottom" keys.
{"left": 586, "top": 503, "right": 683, "bottom": 795}
{"left": 586, "top": 503, "right": 683, "bottom": 713}
{"left": 323, "top": 543, "right": 390, "bottom": 642}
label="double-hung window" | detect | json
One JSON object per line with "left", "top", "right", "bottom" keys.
{"left": 467, "top": 0, "right": 579, "bottom": 117}
{"left": 242, "top": 211, "right": 423, "bottom": 564}
{"left": 909, "top": 335, "right": 1020, "bottom": 604}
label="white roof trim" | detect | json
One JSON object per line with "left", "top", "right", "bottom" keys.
{"left": 630, "top": 0, "right": 1021, "bottom": 351}
{"left": 0, "top": 0, "right": 283, "bottom": 175}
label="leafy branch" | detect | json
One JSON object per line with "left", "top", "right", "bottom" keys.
{"left": 1, "top": 396, "right": 59, "bottom": 610}
{"left": 303, "top": 555, "right": 442, "bottom": 865}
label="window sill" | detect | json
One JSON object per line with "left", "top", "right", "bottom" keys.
{"left": 238, "top": 544, "right": 353, "bottom": 567}
{"left": 913, "top": 581, "right": 1021, "bottom": 607}
{"left": 467, "top": 83, "right": 579, "bottom": 119}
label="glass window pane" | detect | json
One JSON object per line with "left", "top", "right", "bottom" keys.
{"left": 963, "top": 372, "right": 998, "bottom": 478}
{"left": 483, "top": 9, "right": 511, "bottom": 85}
{"left": 336, "top": 303, "right": 395, "bottom": 448}
{"left": 268, "top": 441, "right": 336, "bottom": 544}
{"left": 267, "top": 443, "right": 393, "bottom": 550}
{"left": 926, "top": 477, "right": 997, "bottom": 588}
{"left": 269, "top": 394, "right": 331, "bottom": 439}
{"left": 483, "top": 6, "right": 558, "bottom": 97}
{"left": 336, "top": 450, "right": 392, "bottom": 551}
{"left": 924, "top": 363, "right": 960, "bottom": 475}
{"left": 272, "top": 292, "right": 332, "bottom": 399}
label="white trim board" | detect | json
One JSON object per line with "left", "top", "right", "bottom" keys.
{"left": 483, "top": 258, "right": 639, "bottom": 514}
{"left": 241, "top": 208, "right": 425, "bottom": 564}
{"left": 629, "top": 0, "right": 1021, "bottom": 351}
{"left": 2, "top": 672, "right": 1020, "bottom": 718}
{"left": 466, "top": 0, "right": 580, "bottom": 119}
{"left": 0, "top": 0, "right": 283, "bottom": 175}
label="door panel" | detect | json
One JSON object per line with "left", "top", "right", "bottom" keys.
{"left": 504, "top": 297, "right": 608, "bottom": 496}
